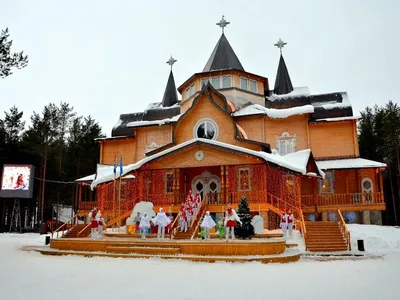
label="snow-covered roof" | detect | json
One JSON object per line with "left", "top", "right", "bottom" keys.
{"left": 268, "top": 87, "right": 310, "bottom": 101}
{"left": 314, "top": 116, "right": 360, "bottom": 122}
{"left": 91, "top": 139, "right": 321, "bottom": 188}
{"left": 127, "top": 114, "right": 181, "bottom": 128}
{"left": 94, "top": 136, "right": 129, "bottom": 141}
{"left": 75, "top": 174, "right": 95, "bottom": 182}
{"left": 316, "top": 158, "right": 386, "bottom": 170}
{"left": 283, "top": 150, "right": 325, "bottom": 178}
{"left": 233, "top": 104, "right": 314, "bottom": 118}
{"left": 145, "top": 102, "right": 180, "bottom": 111}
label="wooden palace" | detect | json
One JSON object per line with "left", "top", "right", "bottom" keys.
{"left": 75, "top": 16, "right": 386, "bottom": 233}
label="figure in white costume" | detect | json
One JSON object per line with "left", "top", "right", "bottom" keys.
{"left": 201, "top": 211, "right": 216, "bottom": 240}
{"left": 153, "top": 208, "right": 171, "bottom": 241}
{"left": 96, "top": 210, "right": 105, "bottom": 239}
{"left": 139, "top": 212, "right": 150, "bottom": 240}
{"left": 224, "top": 204, "right": 242, "bottom": 242}
{"left": 280, "top": 211, "right": 288, "bottom": 238}
{"left": 287, "top": 210, "right": 295, "bottom": 238}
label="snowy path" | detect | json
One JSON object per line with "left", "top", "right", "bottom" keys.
{"left": 0, "top": 233, "right": 398, "bottom": 300}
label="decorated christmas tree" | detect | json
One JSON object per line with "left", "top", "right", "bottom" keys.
{"left": 235, "top": 196, "right": 255, "bottom": 239}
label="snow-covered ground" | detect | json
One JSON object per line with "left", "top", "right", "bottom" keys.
{"left": 0, "top": 225, "right": 399, "bottom": 300}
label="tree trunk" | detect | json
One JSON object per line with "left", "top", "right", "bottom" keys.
{"left": 389, "top": 166, "right": 398, "bottom": 226}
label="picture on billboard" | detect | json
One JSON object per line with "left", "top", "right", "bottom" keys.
{"left": 1, "top": 166, "right": 32, "bottom": 191}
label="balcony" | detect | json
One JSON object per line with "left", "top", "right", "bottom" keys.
{"left": 301, "top": 192, "right": 385, "bottom": 212}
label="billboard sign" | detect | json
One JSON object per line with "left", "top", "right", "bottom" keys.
{"left": 0, "top": 165, "right": 35, "bottom": 199}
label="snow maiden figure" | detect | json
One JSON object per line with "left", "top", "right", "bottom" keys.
{"left": 139, "top": 212, "right": 150, "bottom": 240}
{"left": 152, "top": 208, "right": 171, "bottom": 241}
{"left": 224, "top": 204, "right": 242, "bottom": 241}
{"left": 201, "top": 211, "right": 216, "bottom": 240}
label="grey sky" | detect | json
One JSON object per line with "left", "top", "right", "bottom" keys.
{"left": 1, "top": 0, "right": 399, "bottom": 137}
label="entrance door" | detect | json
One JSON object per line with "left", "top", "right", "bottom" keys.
{"left": 191, "top": 171, "right": 221, "bottom": 204}
{"left": 361, "top": 178, "right": 374, "bottom": 203}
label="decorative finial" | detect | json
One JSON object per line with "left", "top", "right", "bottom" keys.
{"left": 274, "top": 38, "right": 287, "bottom": 55}
{"left": 166, "top": 55, "right": 177, "bottom": 70}
{"left": 216, "top": 15, "right": 230, "bottom": 33}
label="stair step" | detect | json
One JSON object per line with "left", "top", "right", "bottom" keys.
{"left": 107, "top": 246, "right": 180, "bottom": 255}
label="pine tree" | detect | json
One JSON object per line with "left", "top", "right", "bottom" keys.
{"left": 235, "top": 196, "right": 254, "bottom": 239}
{"left": 0, "top": 28, "right": 28, "bottom": 78}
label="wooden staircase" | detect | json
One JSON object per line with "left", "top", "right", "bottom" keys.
{"left": 304, "top": 221, "right": 349, "bottom": 252}
{"left": 63, "top": 224, "right": 91, "bottom": 238}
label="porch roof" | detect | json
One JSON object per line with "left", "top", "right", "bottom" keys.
{"left": 90, "top": 138, "right": 323, "bottom": 189}
{"left": 316, "top": 158, "right": 386, "bottom": 170}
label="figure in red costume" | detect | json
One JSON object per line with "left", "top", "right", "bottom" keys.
{"left": 224, "top": 204, "right": 242, "bottom": 242}
{"left": 287, "top": 210, "right": 295, "bottom": 238}
{"left": 90, "top": 207, "right": 98, "bottom": 240}
{"left": 96, "top": 210, "right": 105, "bottom": 239}
{"left": 280, "top": 210, "right": 288, "bottom": 238}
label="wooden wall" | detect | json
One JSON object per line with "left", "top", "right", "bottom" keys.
{"left": 101, "top": 139, "right": 136, "bottom": 165}
{"left": 309, "top": 121, "right": 358, "bottom": 158}
{"left": 134, "top": 125, "right": 173, "bottom": 161}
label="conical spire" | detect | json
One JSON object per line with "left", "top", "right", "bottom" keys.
{"left": 273, "top": 38, "right": 293, "bottom": 95}
{"left": 161, "top": 70, "right": 179, "bottom": 107}
{"left": 203, "top": 16, "right": 244, "bottom": 72}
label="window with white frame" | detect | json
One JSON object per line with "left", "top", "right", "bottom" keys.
{"left": 240, "top": 77, "right": 248, "bottom": 90}
{"left": 185, "top": 83, "right": 195, "bottom": 100}
{"left": 276, "top": 131, "right": 296, "bottom": 155}
{"left": 250, "top": 80, "right": 257, "bottom": 93}
{"left": 193, "top": 118, "right": 218, "bottom": 140}
{"left": 211, "top": 77, "right": 220, "bottom": 89}
{"left": 165, "top": 173, "right": 174, "bottom": 194}
{"left": 222, "top": 76, "right": 232, "bottom": 88}
{"left": 238, "top": 168, "right": 251, "bottom": 191}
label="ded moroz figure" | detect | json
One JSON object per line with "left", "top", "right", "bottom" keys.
{"left": 280, "top": 210, "right": 288, "bottom": 238}
{"left": 89, "top": 207, "right": 98, "bottom": 240}
{"left": 96, "top": 210, "right": 105, "bottom": 239}
{"left": 287, "top": 210, "right": 295, "bottom": 239}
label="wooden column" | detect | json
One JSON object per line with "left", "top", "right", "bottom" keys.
{"left": 225, "top": 167, "right": 230, "bottom": 204}
{"left": 220, "top": 166, "right": 225, "bottom": 205}
{"left": 175, "top": 169, "right": 180, "bottom": 205}
{"left": 346, "top": 175, "right": 349, "bottom": 203}
{"left": 78, "top": 184, "right": 82, "bottom": 211}
{"left": 379, "top": 169, "right": 384, "bottom": 201}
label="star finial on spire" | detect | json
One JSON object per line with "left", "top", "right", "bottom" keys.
{"left": 166, "top": 55, "right": 177, "bottom": 70}
{"left": 216, "top": 15, "right": 230, "bottom": 33}
{"left": 274, "top": 38, "right": 287, "bottom": 55}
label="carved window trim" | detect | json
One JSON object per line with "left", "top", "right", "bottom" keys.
{"left": 276, "top": 131, "right": 296, "bottom": 155}
{"left": 165, "top": 172, "right": 174, "bottom": 194}
{"left": 238, "top": 167, "right": 251, "bottom": 191}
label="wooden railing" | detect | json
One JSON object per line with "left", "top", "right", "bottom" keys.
{"left": 191, "top": 196, "right": 207, "bottom": 239}
{"left": 337, "top": 209, "right": 351, "bottom": 251}
{"left": 52, "top": 214, "right": 79, "bottom": 238}
{"left": 300, "top": 210, "right": 307, "bottom": 251}
{"left": 301, "top": 192, "right": 384, "bottom": 207}
{"left": 169, "top": 212, "right": 181, "bottom": 238}
{"left": 77, "top": 223, "right": 91, "bottom": 238}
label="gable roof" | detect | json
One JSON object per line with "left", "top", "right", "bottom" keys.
{"left": 91, "top": 139, "right": 322, "bottom": 188}
{"left": 203, "top": 33, "right": 244, "bottom": 72}
{"left": 161, "top": 70, "right": 179, "bottom": 107}
{"left": 145, "top": 82, "right": 271, "bottom": 155}
{"left": 274, "top": 55, "right": 293, "bottom": 95}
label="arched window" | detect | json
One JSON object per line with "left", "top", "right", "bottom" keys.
{"left": 193, "top": 118, "right": 218, "bottom": 140}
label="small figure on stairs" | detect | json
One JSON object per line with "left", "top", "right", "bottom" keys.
{"left": 153, "top": 208, "right": 171, "bottom": 241}
{"left": 90, "top": 207, "right": 98, "bottom": 240}
{"left": 224, "top": 204, "right": 242, "bottom": 242}
{"left": 287, "top": 210, "right": 295, "bottom": 239}
{"left": 280, "top": 211, "right": 288, "bottom": 239}
{"left": 180, "top": 210, "right": 188, "bottom": 232}
{"left": 139, "top": 212, "right": 150, "bottom": 240}
{"left": 201, "top": 211, "right": 216, "bottom": 240}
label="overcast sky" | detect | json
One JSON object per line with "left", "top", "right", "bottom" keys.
{"left": 1, "top": 0, "right": 399, "bottom": 136}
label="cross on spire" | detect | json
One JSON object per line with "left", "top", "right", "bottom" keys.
{"left": 166, "top": 55, "right": 177, "bottom": 70}
{"left": 216, "top": 15, "right": 230, "bottom": 33}
{"left": 274, "top": 38, "right": 287, "bottom": 55}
